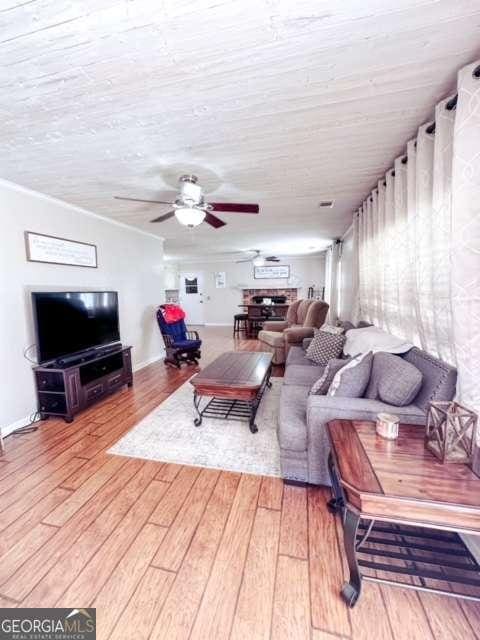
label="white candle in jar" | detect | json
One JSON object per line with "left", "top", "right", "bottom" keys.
{"left": 376, "top": 413, "right": 400, "bottom": 440}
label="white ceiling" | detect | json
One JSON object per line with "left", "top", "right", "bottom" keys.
{"left": 2, "top": 1, "right": 480, "bottom": 261}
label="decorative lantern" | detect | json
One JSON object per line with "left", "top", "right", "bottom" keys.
{"left": 425, "top": 401, "right": 478, "bottom": 464}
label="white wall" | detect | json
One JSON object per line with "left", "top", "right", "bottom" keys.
{"left": 0, "top": 180, "right": 165, "bottom": 435}
{"left": 168, "top": 254, "right": 326, "bottom": 325}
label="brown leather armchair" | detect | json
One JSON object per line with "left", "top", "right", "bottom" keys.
{"left": 258, "top": 299, "right": 329, "bottom": 364}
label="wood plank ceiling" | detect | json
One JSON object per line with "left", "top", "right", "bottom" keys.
{"left": 1, "top": 0, "right": 480, "bottom": 260}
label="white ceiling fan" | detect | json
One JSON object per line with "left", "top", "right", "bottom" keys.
{"left": 114, "top": 174, "right": 259, "bottom": 228}
{"left": 236, "top": 250, "right": 281, "bottom": 267}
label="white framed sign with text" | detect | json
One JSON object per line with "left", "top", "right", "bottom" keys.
{"left": 25, "top": 231, "right": 98, "bottom": 268}
{"left": 253, "top": 264, "right": 290, "bottom": 279}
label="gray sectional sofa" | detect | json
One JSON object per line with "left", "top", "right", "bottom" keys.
{"left": 278, "top": 334, "right": 458, "bottom": 486}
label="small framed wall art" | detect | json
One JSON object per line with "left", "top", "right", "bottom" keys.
{"left": 214, "top": 271, "right": 226, "bottom": 288}
{"left": 25, "top": 231, "right": 98, "bottom": 268}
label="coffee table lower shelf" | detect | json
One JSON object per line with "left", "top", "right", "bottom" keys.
{"left": 328, "top": 454, "right": 480, "bottom": 607}
{"left": 192, "top": 370, "right": 272, "bottom": 434}
{"left": 340, "top": 516, "right": 480, "bottom": 606}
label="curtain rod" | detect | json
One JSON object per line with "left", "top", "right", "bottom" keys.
{"left": 355, "top": 64, "right": 480, "bottom": 217}
{"left": 422, "top": 65, "right": 480, "bottom": 135}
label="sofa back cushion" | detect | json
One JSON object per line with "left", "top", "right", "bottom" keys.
{"left": 296, "top": 299, "right": 313, "bottom": 325}
{"left": 303, "top": 301, "right": 329, "bottom": 328}
{"left": 328, "top": 352, "right": 373, "bottom": 398}
{"left": 287, "top": 299, "right": 329, "bottom": 329}
{"left": 310, "top": 358, "right": 349, "bottom": 395}
{"left": 286, "top": 300, "right": 302, "bottom": 326}
{"left": 401, "top": 347, "right": 457, "bottom": 411}
{"left": 365, "top": 352, "right": 423, "bottom": 406}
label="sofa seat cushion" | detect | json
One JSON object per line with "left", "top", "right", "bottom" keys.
{"left": 278, "top": 385, "right": 310, "bottom": 452}
{"left": 286, "top": 345, "right": 319, "bottom": 367}
{"left": 365, "top": 352, "right": 423, "bottom": 406}
{"left": 284, "top": 364, "right": 325, "bottom": 387}
{"left": 307, "top": 395, "right": 427, "bottom": 427}
{"left": 258, "top": 330, "right": 285, "bottom": 348}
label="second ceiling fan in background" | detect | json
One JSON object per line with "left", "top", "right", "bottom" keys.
{"left": 236, "top": 249, "right": 280, "bottom": 267}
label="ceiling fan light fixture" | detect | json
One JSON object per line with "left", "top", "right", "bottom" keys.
{"left": 174, "top": 207, "right": 206, "bottom": 227}
{"left": 253, "top": 255, "right": 265, "bottom": 267}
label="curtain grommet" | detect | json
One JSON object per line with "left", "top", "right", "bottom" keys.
{"left": 446, "top": 95, "right": 458, "bottom": 111}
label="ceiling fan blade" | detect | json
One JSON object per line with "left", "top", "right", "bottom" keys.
{"left": 235, "top": 258, "right": 253, "bottom": 263}
{"left": 150, "top": 211, "right": 175, "bottom": 223}
{"left": 114, "top": 196, "right": 174, "bottom": 205}
{"left": 204, "top": 212, "right": 226, "bottom": 228}
{"left": 266, "top": 256, "right": 280, "bottom": 262}
{"left": 209, "top": 202, "right": 259, "bottom": 214}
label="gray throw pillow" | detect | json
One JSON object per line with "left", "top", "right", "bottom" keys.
{"left": 306, "top": 331, "right": 346, "bottom": 365}
{"left": 365, "top": 352, "right": 422, "bottom": 406}
{"left": 328, "top": 351, "right": 373, "bottom": 398}
{"left": 310, "top": 358, "right": 350, "bottom": 395}
{"left": 314, "top": 324, "right": 344, "bottom": 336}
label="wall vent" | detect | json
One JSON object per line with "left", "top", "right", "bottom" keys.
{"left": 318, "top": 200, "right": 334, "bottom": 208}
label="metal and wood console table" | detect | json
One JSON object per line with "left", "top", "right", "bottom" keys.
{"left": 190, "top": 351, "right": 272, "bottom": 433}
{"left": 327, "top": 419, "right": 480, "bottom": 607}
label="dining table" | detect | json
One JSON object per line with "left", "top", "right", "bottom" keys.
{"left": 238, "top": 303, "right": 289, "bottom": 337}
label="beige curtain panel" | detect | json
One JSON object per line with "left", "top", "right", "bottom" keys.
{"left": 355, "top": 59, "right": 480, "bottom": 416}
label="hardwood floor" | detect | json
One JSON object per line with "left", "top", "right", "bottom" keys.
{"left": 0, "top": 327, "right": 479, "bottom": 639}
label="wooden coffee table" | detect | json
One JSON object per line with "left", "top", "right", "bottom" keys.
{"left": 327, "top": 419, "right": 480, "bottom": 607}
{"left": 190, "top": 351, "right": 273, "bottom": 433}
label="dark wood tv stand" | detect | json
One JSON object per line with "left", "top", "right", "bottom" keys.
{"left": 33, "top": 346, "right": 133, "bottom": 423}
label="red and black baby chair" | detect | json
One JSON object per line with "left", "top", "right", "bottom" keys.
{"left": 156, "top": 304, "right": 202, "bottom": 368}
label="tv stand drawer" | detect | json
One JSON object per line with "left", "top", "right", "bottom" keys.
{"left": 85, "top": 382, "right": 105, "bottom": 402}
{"left": 107, "top": 372, "right": 123, "bottom": 388}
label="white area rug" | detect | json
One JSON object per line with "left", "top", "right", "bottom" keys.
{"left": 108, "top": 377, "right": 281, "bottom": 477}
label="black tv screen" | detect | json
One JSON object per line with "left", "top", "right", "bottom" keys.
{"left": 32, "top": 291, "right": 120, "bottom": 363}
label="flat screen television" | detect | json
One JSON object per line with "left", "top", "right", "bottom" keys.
{"left": 32, "top": 291, "right": 120, "bottom": 363}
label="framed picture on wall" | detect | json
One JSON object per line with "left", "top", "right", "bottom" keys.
{"left": 253, "top": 265, "right": 290, "bottom": 279}
{"left": 25, "top": 231, "right": 97, "bottom": 268}
{"left": 214, "top": 271, "right": 226, "bottom": 288}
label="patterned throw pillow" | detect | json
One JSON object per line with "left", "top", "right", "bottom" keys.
{"left": 310, "top": 358, "right": 350, "bottom": 395}
{"left": 306, "top": 331, "right": 346, "bottom": 365}
{"left": 314, "top": 324, "right": 345, "bottom": 336}
{"left": 328, "top": 351, "right": 373, "bottom": 398}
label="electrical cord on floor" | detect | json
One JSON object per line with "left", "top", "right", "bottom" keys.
{"left": 9, "top": 345, "right": 41, "bottom": 436}
{"left": 7, "top": 410, "right": 42, "bottom": 438}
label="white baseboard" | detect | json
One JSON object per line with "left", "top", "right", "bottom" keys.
{"left": 1, "top": 414, "right": 35, "bottom": 439}
{"left": 204, "top": 323, "right": 233, "bottom": 327}
{"left": 133, "top": 352, "right": 164, "bottom": 372}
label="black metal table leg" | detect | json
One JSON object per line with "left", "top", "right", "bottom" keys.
{"left": 341, "top": 508, "right": 362, "bottom": 607}
{"left": 266, "top": 363, "right": 272, "bottom": 389}
{"left": 193, "top": 391, "right": 202, "bottom": 426}
{"left": 327, "top": 452, "right": 345, "bottom": 515}
{"left": 248, "top": 398, "right": 259, "bottom": 433}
